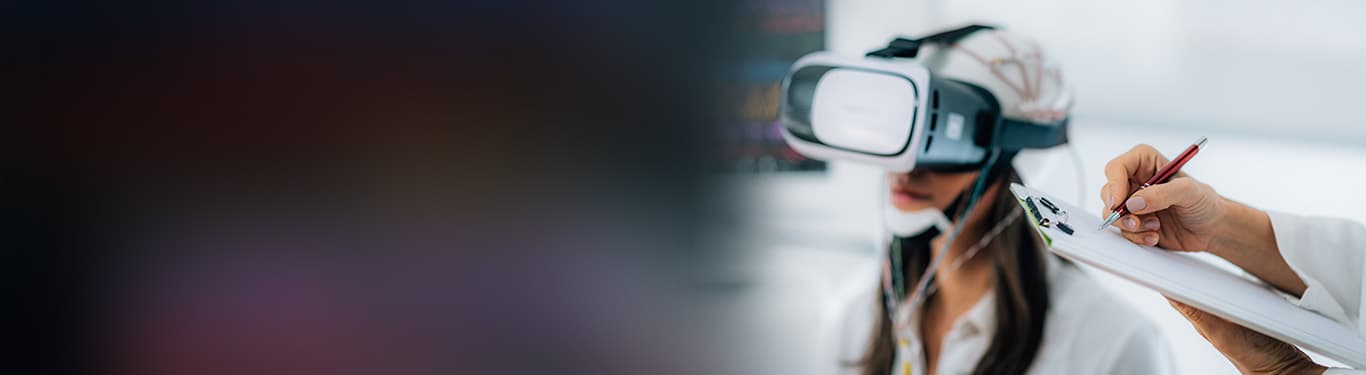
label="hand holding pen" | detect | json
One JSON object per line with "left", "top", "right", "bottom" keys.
{"left": 1098, "top": 138, "right": 1225, "bottom": 250}
{"left": 1098, "top": 139, "right": 1327, "bottom": 374}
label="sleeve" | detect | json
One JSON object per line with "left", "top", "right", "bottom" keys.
{"left": 1324, "top": 369, "right": 1366, "bottom": 374}
{"left": 1266, "top": 211, "right": 1366, "bottom": 336}
{"left": 1097, "top": 318, "right": 1174, "bottom": 375}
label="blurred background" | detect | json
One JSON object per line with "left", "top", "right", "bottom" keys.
{"left": 723, "top": 0, "right": 1366, "bottom": 373}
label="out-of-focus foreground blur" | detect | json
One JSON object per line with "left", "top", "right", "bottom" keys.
{"left": 11, "top": 1, "right": 754, "bottom": 374}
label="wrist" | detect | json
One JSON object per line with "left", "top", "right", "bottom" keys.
{"left": 1207, "top": 198, "right": 1271, "bottom": 259}
{"left": 1205, "top": 197, "right": 1243, "bottom": 258}
{"left": 1206, "top": 197, "right": 1307, "bottom": 295}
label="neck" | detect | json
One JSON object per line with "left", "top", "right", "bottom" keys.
{"left": 927, "top": 183, "right": 1001, "bottom": 314}
{"left": 931, "top": 245, "right": 993, "bottom": 312}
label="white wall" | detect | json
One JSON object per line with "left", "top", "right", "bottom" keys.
{"left": 828, "top": 0, "right": 1366, "bottom": 144}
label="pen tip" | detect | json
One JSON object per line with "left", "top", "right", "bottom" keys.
{"left": 1097, "top": 212, "right": 1119, "bottom": 231}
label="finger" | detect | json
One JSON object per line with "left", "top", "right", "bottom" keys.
{"left": 1114, "top": 214, "right": 1140, "bottom": 231}
{"left": 1099, "top": 181, "right": 1118, "bottom": 217}
{"left": 1167, "top": 298, "right": 1244, "bottom": 351}
{"left": 1169, "top": 299, "right": 1222, "bottom": 338}
{"left": 1101, "top": 144, "right": 1167, "bottom": 211}
{"left": 1112, "top": 214, "right": 1160, "bottom": 232}
{"left": 1141, "top": 215, "right": 1161, "bottom": 231}
{"left": 1126, "top": 177, "right": 1204, "bottom": 215}
{"left": 1168, "top": 299, "right": 1213, "bottom": 339}
{"left": 1121, "top": 229, "right": 1161, "bottom": 246}
{"left": 1171, "top": 299, "right": 1238, "bottom": 335}
{"left": 1101, "top": 160, "right": 1134, "bottom": 211}
{"left": 1168, "top": 299, "right": 1201, "bottom": 323}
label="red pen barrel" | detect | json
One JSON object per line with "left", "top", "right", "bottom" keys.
{"left": 1152, "top": 142, "right": 1202, "bottom": 185}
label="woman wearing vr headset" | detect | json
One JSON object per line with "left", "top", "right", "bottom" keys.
{"left": 785, "top": 26, "right": 1172, "bottom": 374}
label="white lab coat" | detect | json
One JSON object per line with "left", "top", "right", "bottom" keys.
{"left": 821, "top": 255, "right": 1172, "bottom": 374}
{"left": 1268, "top": 211, "right": 1366, "bottom": 374}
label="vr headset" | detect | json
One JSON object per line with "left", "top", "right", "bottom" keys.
{"left": 779, "top": 25, "right": 1070, "bottom": 172}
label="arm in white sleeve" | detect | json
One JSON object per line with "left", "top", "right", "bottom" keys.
{"left": 1266, "top": 211, "right": 1366, "bottom": 336}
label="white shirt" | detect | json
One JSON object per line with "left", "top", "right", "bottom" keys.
{"left": 823, "top": 255, "right": 1172, "bottom": 375}
{"left": 1268, "top": 211, "right": 1366, "bottom": 374}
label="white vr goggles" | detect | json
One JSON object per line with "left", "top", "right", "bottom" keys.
{"left": 779, "top": 25, "right": 1069, "bottom": 172}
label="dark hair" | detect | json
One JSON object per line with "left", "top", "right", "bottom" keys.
{"left": 857, "top": 167, "right": 1051, "bottom": 375}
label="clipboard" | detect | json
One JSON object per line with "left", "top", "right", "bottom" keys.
{"left": 1009, "top": 183, "right": 1366, "bottom": 368}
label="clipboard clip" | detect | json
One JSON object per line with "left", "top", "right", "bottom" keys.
{"left": 1027, "top": 196, "right": 1074, "bottom": 235}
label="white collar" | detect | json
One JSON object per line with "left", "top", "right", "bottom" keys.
{"left": 895, "top": 254, "right": 1066, "bottom": 373}
{"left": 955, "top": 254, "right": 1064, "bottom": 335}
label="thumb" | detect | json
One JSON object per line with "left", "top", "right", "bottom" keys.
{"left": 1168, "top": 298, "right": 1232, "bottom": 341}
{"left": 1126, "top": 177, "right": 1204, "bottom": 215}
{"left": 1168, "top": 298, "right": 1207, "bottom": 324}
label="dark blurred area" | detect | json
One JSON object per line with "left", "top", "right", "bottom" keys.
{"left": 8, "top": 1, "right": 745, "bottom": 374}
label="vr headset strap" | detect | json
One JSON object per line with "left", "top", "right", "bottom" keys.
{"left": 997, "top": 117, "right": 1069, "bottom": 150}
{"left": 865, "top": 24, "right": 997, "bottom": 58}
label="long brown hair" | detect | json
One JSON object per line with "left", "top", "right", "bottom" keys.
{"left": 857, "top": 167, "right": 1050, "bottom": 375}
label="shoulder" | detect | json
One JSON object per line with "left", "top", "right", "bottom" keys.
{"left": 1046, "top": 259, "right": 1148, "bottom": 323}
{"left": 820, "top": 259, "right": 883, "bottom": 375}
{"left": 1031, "top": 259, "right": 1173, "bottom": 374}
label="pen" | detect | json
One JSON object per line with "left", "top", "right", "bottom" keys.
{"left": 1098, "top": 137, "right": 1208, "bottom": 230}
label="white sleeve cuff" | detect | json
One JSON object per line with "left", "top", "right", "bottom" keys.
{"left": 1292, "top": 275, "right": 1352, "bottom": 324}
{"left": 1266, "top": 211, "right": 1354, "bottom": 325}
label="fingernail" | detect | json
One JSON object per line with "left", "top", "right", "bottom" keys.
{"left": 1144, "top": 234, "right": 1159, "bottom": 245}
{"left": 1127, "top": 196, "right": 1147, "bottom": 212}
{"left": 1144, "top": 220, "right": 1160, "bottom": 230}
{"left": 1124, "top": 217, "right": 1139, "bottom": 229}
{"left": 1106, "top": 195, "right": 1114, "bottom": 209}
